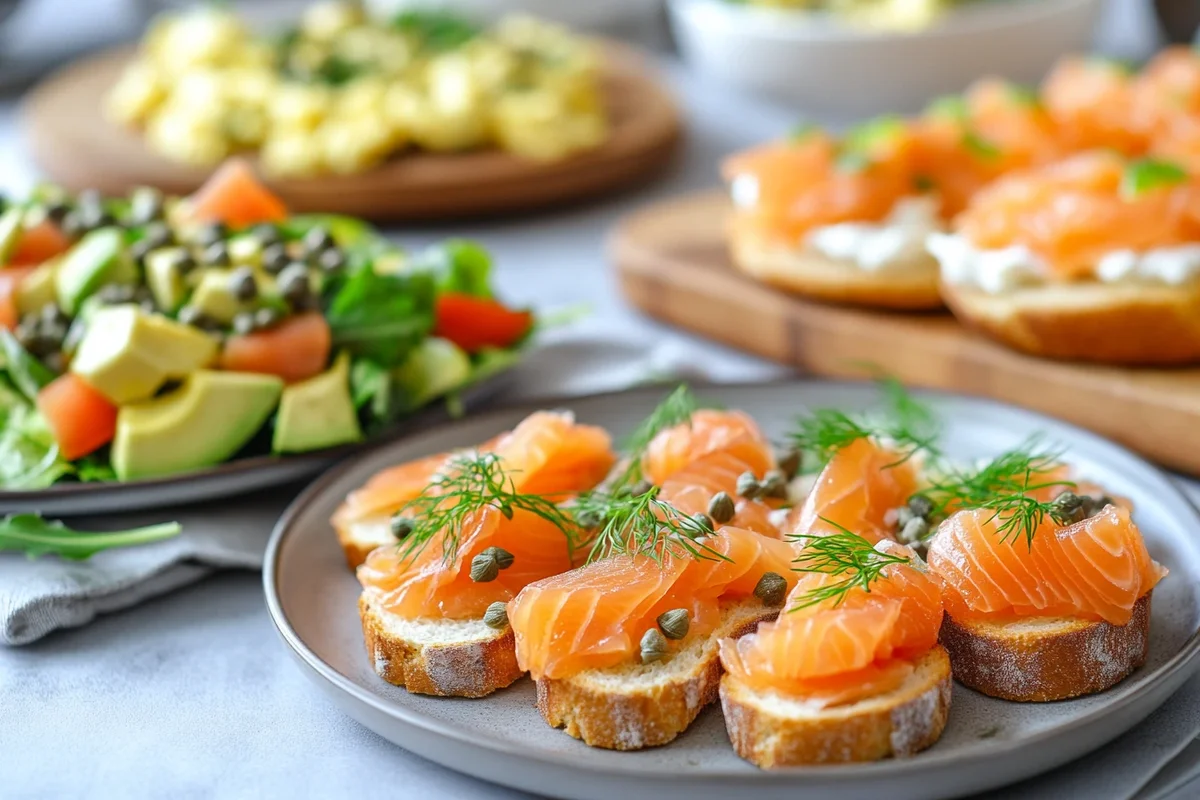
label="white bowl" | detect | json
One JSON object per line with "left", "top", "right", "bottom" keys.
{"left": 367, "top": 0, "right": 661, "bottom": 30}
{"left": 668, "top": 0, "right": 1104, "bottom": 117}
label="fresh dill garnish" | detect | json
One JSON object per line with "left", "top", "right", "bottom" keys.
{"left": 574, "top": 485, "right": 730, "bottom": 565}
{"left": 788, "top": 517, "right": 909, "bottom": 610}
{"left": 788, "top": 378, "right": 940, "bottom": 473}
{"left": 394, "top": 452, "right": 579, "bottom": 564}
{"left": 610, "top": 384, "right": 704, "bottom": 491}
{"left": 911, "top": 437, "right": 1076, "bottom": 548}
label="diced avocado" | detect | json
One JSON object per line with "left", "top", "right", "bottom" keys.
{"left": 145, "top": 248, "right": 189, "bottom": 313}
{"left": 272, "top": 352, "right": 363, "bottom": 453}
{"left": 70, "top": 305, "right": 219, "bottom": 403}
{"left": 15, "top": 259, "right": 60, "bottom": 315}
{"left": 189, "top": 269, "right": 243, "bottom": 324}
{"left": 112, "top": 370, "right": 283, "bottom": 480}
{"left": 0, "top": 208, "right": 24, "bottom": 265}
{"left": 55, "top": 228, "right": 134, "bottom": 314}
{"left": 394, "top": 337, "right": 471, "bottom": 407}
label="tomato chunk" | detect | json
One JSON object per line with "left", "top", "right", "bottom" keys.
{"left": 434, "top": 293, "right": 533, "bottom": 353}
{"left": 219, "top": 312, "right": 331, "bottom": 383}
{"left": 37, "top": 373, "right": 119, "bottom": 460}
{"left": 187, "top": 159, "right": 289, "bottom": 229}
{"left": 10, "top": 220, "right": 71, "bottom": 266}
{"left": 0, "top": 266, "right": 35, "bottom": 330}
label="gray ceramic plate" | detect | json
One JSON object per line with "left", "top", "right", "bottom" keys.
{"left": 264, "top": 381, "right": 1200, "bottom": 800}
{"left": 1, "top": 370, "right": 514, "bottom": 515}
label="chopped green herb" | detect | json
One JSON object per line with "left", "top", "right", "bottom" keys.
{"left": 962, "top": 131, "right": 1002, "bottom": 161}
{"left": 575, "top": 483, "right": 730, "bottom": 565}
{"left": 0, "top": 514, "right": 181, "bottom": 560}
{"left": 788, "top": 518, "right": 909, "bottom": 610}
{"left": 1121, "top": 159, "right": 1188, "bottom": 199}
{"left": 392, "top": 10, "right": 479, "bottom": 52}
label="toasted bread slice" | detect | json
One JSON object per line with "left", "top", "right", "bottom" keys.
{"left": 729, "top": 226, "right": 943, "bottom": 310}
{"left": 340, "top": 518, "right": 394, "bottom": 570}
{"left": 941, "top": 278, "right": 1200, "bottom": 364}
{"left": 938, "top": 592, "right": 1152, "bottom": 702}
{"left": 535, "top": 598, "right": 778, "bottom": 750}
{"left": 720, "top": 645, "right": 952, "bottom": 767}
{"left": 359, "top": 591, "right": 522, "bottom": 698}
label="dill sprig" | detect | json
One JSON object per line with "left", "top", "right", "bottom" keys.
{"left": 575, "top": 485, "right": 730, "bottom": 565}
{"left": 788, "top": 379, "right": 940, "bottom": 473}
{"left": 912, "top": 437, "right": 1076, "bottom": 548}
{"left": 394, "top": 452, "right": 579, "bottom": 564}
{"left": 788, "top": 517, "right": 909, "bottom": 610}
{"left": 609, "top": 384, "right": 705, "bottom": 491}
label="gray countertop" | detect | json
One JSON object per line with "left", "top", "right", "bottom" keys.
{"left": 2, "top": 3, "right": 1196, "bottom": 798}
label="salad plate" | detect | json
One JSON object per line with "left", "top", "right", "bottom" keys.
{"left": 265, "top": 380, "right": 1200, "bottom": 800}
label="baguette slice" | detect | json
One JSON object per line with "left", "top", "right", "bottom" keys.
{"left": 340, "top": 519, "right": 394, "bottom": 570}
{"left": 720, "top": 645, "right": 952, "bottom": 768}
{"left": 941, "top": 278, "right": 1200, "bottom": 364}
{"left": 536, "top": 597, "right": 779, "bottom": 750}
{"left": 359, "top": 591, "right": 522, "bottom": 698}
{"left": 730, "top": 226, "right": 944, "bottom": 310}
{"left": 938, "top": 592, "right": 1152, "bottom": 702}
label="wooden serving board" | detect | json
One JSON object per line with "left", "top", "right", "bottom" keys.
{"left": 21, "top": 43, "right": 682, "bottom": 222}
{"left": 612, "top": 190, "right": 1200, "bottom": 477}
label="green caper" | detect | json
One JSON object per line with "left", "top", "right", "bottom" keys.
{"left": 127, "top": 186, "right": 164, "bottom": 225}
{"left": 232, "top": 312, "right": 257, "bottom": 336}
{"left": 640, "top": 628, "right": 669, "bottom": 664}
{"left": 775, "top": 447, "right": 802, "bottom": 479}
{"left": 754, "top": 572, "right": 787, "bottom": 607}
{"left": 43, "top": 198, "right": 71, "bottom": 224}
{"left": 302, "top": 226, "right": 334, "bottom": 255}
{"left": 177, "top": 304, "right": 218, "bottom": 330}
{"left": 690, "top": 512, "right": 713, "bottom": 535}
{"left": 200, "top": 241, "right": 230, "bottom": 267}
{"left": 254, "top": 306, "right": 283, "bottom": 330}
{"left": 574, "top": 508, "right": 604, "bottom": 529}
{"left": 481, "top": 546, "right": 514, "bottom": 570}
{"left": 736, "top": 471, "right": 763, "bottom": 500}
{"left": 175, "top": 251, "right": 197, "bottom": 275}
{"left": 899, "top": 517, "right": 928, "bottom": 544}
{"left": 1051, "top": 491, "right": 1086, "bottom": 524}
{"left": 895, "top": 506, "right": 916, "bottom": 529}
{"left": 39, "top": 303, "right": 66, "bottom": 326}
{"left": 261, "top": 243, "right": 290, "bottom": 274}
{"left": 656, "top": 608, "right": 689, "bottom": 640}
{"left": 469, "top": 551, "right": 500, "bottom": 583}
{"left": 279, "top": 263, "right": 313, "bottom": 308}
{"left": 1082, "top": 495, "right": 1114, "bottom": 518}
{"left": 483, "top": 601, "right": 509, "bottom": 630}
{"left": 761, "top": 469, "right": 788, "bottom": 499}
{"left": 707, "top": 491, "right": 736, "bottom": 524}
{"left": 250, "top": 223, "right": 282, "bottom": 247}
{"left": 908, "top": 495, "right": 934, "bottom": 520}
{"left": 389, "top": 515, "right": 414, "bottom": 539}
{"left": 229, "top": 267, "right": 258, "bottom": 302}
{"left": 316, "top": 247, "right": 346, "bottom": 272}
{"left": 195, "top": 221, "right": 227, "bottom": 246}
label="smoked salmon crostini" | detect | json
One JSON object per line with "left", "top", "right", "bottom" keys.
{"left": 353, "top": 410, "right": 616, "bottom": 697}
{"left": 929, "top": 151, "right": 1200, "bottom": 364}
{"left": 720, "top": 536, "right": 951, "bottom": 767}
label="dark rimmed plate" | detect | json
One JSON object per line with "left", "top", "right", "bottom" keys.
{"left": 1, "top": 369, "right": 514, "bottom": 515}
{"left": 263, "top": 380, "right": 1200, "bottom": 800}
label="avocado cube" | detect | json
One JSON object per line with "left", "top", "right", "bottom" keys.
{"left": 273, "top": 352, "right": 363, "bottom": 453}
{"left": 394, "top": 337, "right": 471, "bottom": 408}
{"left": 70, "top": 305, "right": 219, "bottom": 404}
{"left": 144, "top": 247, "right": 188, "bottom": 313}
{"left": 15, "top": 259, "right": 61, "bottom": 315}
{"left": 55, "top": 228, "right": 134, "bottom": 314}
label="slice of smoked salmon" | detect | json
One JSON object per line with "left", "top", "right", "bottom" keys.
{"left": 333, "top": 452, "right": 454, "bottom": 532}
{"left": 719, "top": 541, "right": 943, "bottom": 706}
{"left": 641, "top": 409, "right": 775, "bottom": 486}
{"left": 927, "top": 505, "right": 1167, "bottom": 626}
{"left": 1042, "top": 56, "right": 1147, "bottom": 155}
{"left": 509, "top": 526, "right": 797, "bottom": 681}
{"left": 355, "top": 412, "right": 616, "bottom": 620}
{"left": 658, "top": 451, "right": 784, "bottom": 539}
{"left": 790, "top": 437, "right": 920, "bottom": 543}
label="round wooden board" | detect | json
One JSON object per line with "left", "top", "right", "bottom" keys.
{"left": 21, "top": 42, "right": 682, "bottom": 221}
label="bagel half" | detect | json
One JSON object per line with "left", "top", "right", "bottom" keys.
{"left": 941, "top": 278, "right": 1200, "bottom": 364}
{"left": 730, "top": 225, "right": 944, "bottom": 310}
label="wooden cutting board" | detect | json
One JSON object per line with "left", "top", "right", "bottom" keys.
{"left": 612, "top": 190, "right": 1200, "bottom": 477}
{"left": 21, "top": 43, "right": 682, "bottom": 222}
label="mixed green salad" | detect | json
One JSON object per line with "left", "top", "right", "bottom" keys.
{"left": 0, "top": 160, "right": 531, "bottom": 490}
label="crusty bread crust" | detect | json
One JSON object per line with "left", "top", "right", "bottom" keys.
{"left": 341, "top": 538, "right": 379, "bottom": 571}
{"left": 535, "top": 599, "right": 778, "bottom": 750}
{"left": 720, "top": 646, "right": 952, "bottom": 768}
{"left": 359, "top": 592, "right": 522, "bottom": 698}
{"left": 941, "top": 278, "right": 1200, "bottom": 364}
{"left": 939, "top": 593, "right": 1152, "bottom": 703}
{"left": 729, "top": 223, "right": 944, "bottom": 310}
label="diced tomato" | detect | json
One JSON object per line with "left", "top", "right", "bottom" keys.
{"left": 434, "top": 293, "right": 533, "bottom": 353}
{"left": 186, "top": 159, "right": 289, "bottom": 229}
{"left": 37, "top": 373, "right": 119, "bottom": 460}
{"left": 0, "top": 266, "right": 35, "bottom": 330}
{"left": 10, "top": 220, "right": 71, "bottom": 266}
{"left": 219, "top": 312, "right": 331, "bottom": 383}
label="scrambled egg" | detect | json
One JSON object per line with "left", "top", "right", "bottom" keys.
{"left": 107, "top": 3, "right": 609, "bottom": 176}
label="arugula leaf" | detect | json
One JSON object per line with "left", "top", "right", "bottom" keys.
{"left": 74, "top": 456, "right": 117, "bottom": 483}
{"left": 349, "top": 357, "right": 396, "bottom": 427}
{"left": 0, "top": 404, "right": 71, "bottom": 489}
{"left": 0, "top": 329, "right": 53, "bottom": 401}
{"left": 325, "top": 261, "right": 436, "bottom": 367}
{"left": 1121, "top": 159, "right": 1188, "bottom": 199}
{"left": 411, "top": 240, "right": 494, "bottom": 298}
{"left": 0, "top": 514, "right": 181, "bottom": 560}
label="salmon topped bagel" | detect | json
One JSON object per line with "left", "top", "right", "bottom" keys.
{"left": 720, "top": 536, "right": 950, "bottom": 767}
{"left": 929, "top": 151, "right": 1200, "bottom": 363}
{"left": 927, "top": 499, "right": 1167, "bottom": 702}
{"left": 354, "top": 410, "right": 616, "bottom": 697}
{"left": 723, "top": 120, "right": 945, "bottom": 310}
